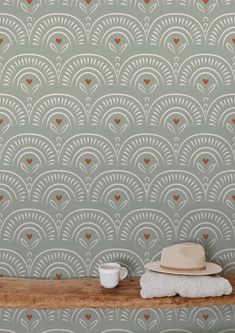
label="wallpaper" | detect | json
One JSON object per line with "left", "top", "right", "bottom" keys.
{"left": 0, "top": 0, "right": 235, "bottom": 332}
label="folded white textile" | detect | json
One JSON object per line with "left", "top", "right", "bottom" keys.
{"left": 140, "top": 270, "right": 232, "bottom": 299}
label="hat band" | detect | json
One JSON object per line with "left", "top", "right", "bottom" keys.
{"left": 160, "top": 263, "right": 206, "bottom": 272}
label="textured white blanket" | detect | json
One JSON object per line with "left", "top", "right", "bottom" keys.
{"left": 140, "top": 270, "right": 232, "bottom": 299}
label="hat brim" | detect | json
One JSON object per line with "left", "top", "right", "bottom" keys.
{"left": 145, "top": 261, "right": 222, "bottom": 276}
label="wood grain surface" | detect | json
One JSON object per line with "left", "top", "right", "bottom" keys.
{"left": 0, "top": 276, "right": 234, "bottom": 309}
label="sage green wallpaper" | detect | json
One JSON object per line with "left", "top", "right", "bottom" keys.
{"left": 0, "top": 0, "right": 235, "bottom": 332}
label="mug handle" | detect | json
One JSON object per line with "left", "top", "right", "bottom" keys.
{"left": 120, "top": 267, "right": 128, "bottom": 280}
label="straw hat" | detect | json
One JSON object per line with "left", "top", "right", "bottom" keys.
{"left": 145, "top": 243, "right": 222, "bottom": 276}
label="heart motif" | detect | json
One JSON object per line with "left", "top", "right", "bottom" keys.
{"left": 173, "top": 118, "right": 180, "bottom": 125}
{"left": 203, "top": 0, "right": 209, "bottom": 3}
{"left": 0, "top": 119, "right": 3, "bottom": 125}
{"left": 56, "top": 194, "right": 62, "bottom": 201}
{"left": 26, "top": 233, "right": 32, "bottom": 240}
{"left": 114, "top": 194, "right": 121, "bottom": 201}
{"left": 144, "top": 233, "right": 150, "bottom": 240}
{"left": 144, "top": 314, "right": 150, "bottom": 320}
{"left": 232, "top": 38, "right": 235, "bottom": 44}
{"left": 173, "top": 195, "right": 180, "bottom": 201}
{"left": 203, "top": 233, "right": 209, "bottom": 240}
{"left": 203, "top": 314, "right": 209, "bottom": 320}
{"left": 0, "top": 38, "right": 3, "bottom": 44}
{"left": 202, "top": 79, "right": 209, "bottom": 85}
{"left": 85, "top": 79, "right": 92, "bottom": 85}
{"left": 56, "top": 273, "right": 62, "bottom": 280}
{"left": 56, "top": 38, "right": 62, "bottom": 44}
{"left": 232, "top": 195, "right": 235, "bottom": 201}
{"left": 114, "top": 118, "right": 121, "bottom": 125}
{"left": 203, "top": 158, "right": 209, "bottom": 164}
{"left": 85, "top": 233, "right": 91, "bottom": 240}
{"left": 0, "top": 195, "right": 3, "bottom": 201}
{"left": 144, "top": 158, "right": 150, "bottom": 164}
{"left": 232, "top": 119, "right": 235, "bottom": 124}
{"left": 85, "top": 314, "right": 91, "bottom": 320}
{"left": 85, "top": 158, "right": 92, "bottom": 165}
{"left": 26, "top": 79, "right": 33, "bottom": 85}
{"left": 26, "top": 314, "right": 32, "bottom": 320}
{"left": 144, "top": 0, "right": 150, "bottom": 3}
{"left": 56, "top": 118, "right": 62, "bottom": 125}
{"left": 173, "top": 38, "right": 180, "bottom": 44}
{"left": 85, "top": 0, "right": 92, "bottom": 3}
{"left": 144, "top": 79, "right": 150, "bottom": 85}
{"left": 26, "top": 0, "right": 32, "bottom": 3}
{"left": 26, "top": 158, "right": 32, "bottom": 164}
{"left": 114, "top": 38, "right": 121, "bottom": 44}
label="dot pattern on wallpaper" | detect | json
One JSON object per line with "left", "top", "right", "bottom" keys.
{"left": 0, "top": 0, "right": 235, "bottom": 281}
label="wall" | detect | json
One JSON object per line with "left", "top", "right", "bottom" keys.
{"left": 0, "top": 0, "right": 235, "bottom": 332}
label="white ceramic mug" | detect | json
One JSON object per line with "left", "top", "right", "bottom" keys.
{"left": 99, "top": 263, "right": 128, "bottom": 288}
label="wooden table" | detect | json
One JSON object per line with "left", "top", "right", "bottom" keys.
{"left": 0, "top": 276, "right": 234, "bottom": 309}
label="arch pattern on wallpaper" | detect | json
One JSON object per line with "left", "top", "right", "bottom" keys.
{"left": 0, "top": 0, "right": 234, "bottom": 279}
{"left": 0, "top": 0, "right": 235, "bottom": 331}
{"left": 0, "top": 305, "right": 235, "bottom": 332}
{"left": 0, "top": 0, "right": 235, "bottom": 324}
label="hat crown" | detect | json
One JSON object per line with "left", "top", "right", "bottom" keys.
{"left": 160, "top": 242, "right": 206, "bottom": 270}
